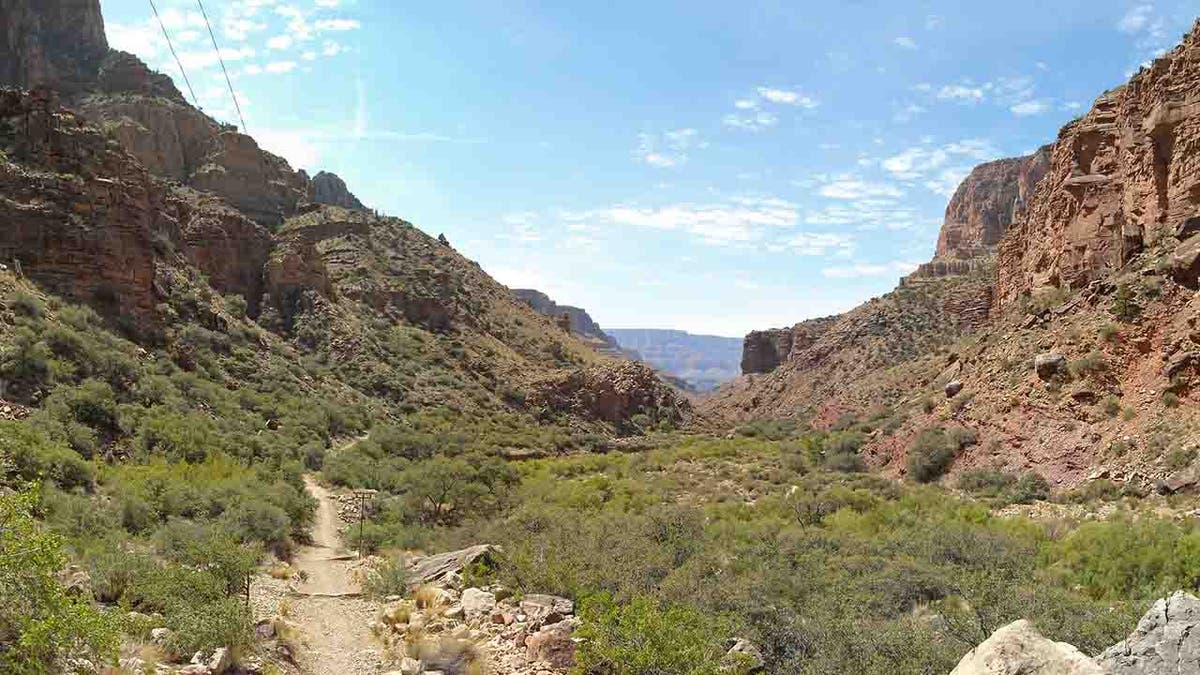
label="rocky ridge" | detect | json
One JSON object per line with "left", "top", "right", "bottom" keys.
{"left": 511, "top": 288, "right": 625, "bottom": 357}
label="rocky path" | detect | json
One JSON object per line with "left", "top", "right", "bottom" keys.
{"left": 290, "top": 476, "right": 384, "bottom": 674}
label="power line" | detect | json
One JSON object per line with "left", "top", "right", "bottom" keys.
{"left": 147, "top": 0, "right": 200, "bottom": 107}
{"left": 196, "top": 0, "right": 249, "bottom": 134}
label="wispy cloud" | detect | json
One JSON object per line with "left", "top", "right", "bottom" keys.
{"left": 893, "top": 36, "right": 918, "bottom": 49}
{"left": 723, "top": 111, "right": 779, "bottom": 132}
{"left": 1010, "top": 100, "right": 1050, "bottom": 116}
{"left": 817, "top": 178, "right": 904, "bottom": 200}
{"left": 635, "top": 128, "right": 705, "bottom": 168}
{"left": 755, "top": 86, "right": 819, "bottom": 108}
{"left": 821, "top": 261, "right": 919, "bottom": 279}
{"left": 549, "top": 196, "right": 801, "bottom": 247}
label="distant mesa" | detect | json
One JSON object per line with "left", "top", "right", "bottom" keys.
{"left": 607, "top": 329, "right": 741, "bottom": 392}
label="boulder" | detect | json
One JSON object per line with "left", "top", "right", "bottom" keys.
{"left": 1034, "top": 353, "right": 1067, "bottom": 381}
{"left": 461, "top": 588, "right": 496, "bottom": 620}
{"left": 520, "top": 594, "right": 574, "bottom": 625}
{"left": 150, "top": 627, "right": 171, "bottom": 645}
{"left": 722, "top": 638, "right": 765, "bottom": 673}
{"left": 949, "top": 620, "right": 1104, "bottom": 674}
{"left": 945, "top": 380, "right": 964, "bottom": 397}
{"left": 526, "top": 620, "right": 576, "bottom": 669}
{"left": 407, "top": 545, "right": 499, "bottom": 587}
{"left": 1170, "top": 236, "right": 1200, "bottom": 289}
{"left": 1097, "top": 591, "right": 1200, "bottom": 673}
{"left": 207, "top": 647, "right": 231, "bottom": 675}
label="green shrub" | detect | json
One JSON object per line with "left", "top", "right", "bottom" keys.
{"left": 1113, "top": 284, "right": 1140, "bottom": 322}
{"left": 575, "top": 593, "right": 730, "bottom": 675}
{"left": 0, "top": 420, "right": 94, "bottom": 490}
{"left": 8, "top": 289, "right": 45, "bottom": 318}
{"left": 957, "top": 469, "right": 1014, "bottom": 497}
{"left": 1097, "top": 323, "right": 1119, "bottom": 342}
{"left": 1163, "top": 392, "right": 1181, "bottom": 408}
{"left": 0, "top": 488, "right": 117, "bottom": 673}
{"left": 906, "top": 428, "right": 957, "bottom": 483}
{"left": 362, "top": 554, "right": 410, "bottom": 599}
{"left": 1101, "top": 396, "right": 1121, "bottom": 417}
{"left": 1007, "top": 473, "right": 1051, "bottom": 504}
{"left": 164, "top": 598, "right": 252, "bottom": 660}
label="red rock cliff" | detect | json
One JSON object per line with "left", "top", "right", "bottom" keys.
{"left": 998, "top": 20, "right": 1200, "bottom": 305}
{"left": 936, "top": 150, "right": 1050, "bottom": 260}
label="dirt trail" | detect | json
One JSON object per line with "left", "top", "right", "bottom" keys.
{"left": 290, "top": 476, "right": 384, "bottom": 674}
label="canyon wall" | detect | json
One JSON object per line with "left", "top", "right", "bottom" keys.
{"left": 998, "top": 21, "right": 1200, "bottom": 304}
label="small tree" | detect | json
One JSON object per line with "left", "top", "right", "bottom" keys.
{"left": 0, "top": 487, "right": 117, "bottom": 672}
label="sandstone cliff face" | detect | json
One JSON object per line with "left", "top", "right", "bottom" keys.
{"left": 0, "top": 0, "right": 364, "bottom": 230}
{"left": 528, "top": 361, "right": 691, "bottom": 429}
{"left": 740, "top": 318, "right": 837, "bottom": 375}
{"left": 0, "top": 89, "right": 271, "bottom": 330}
{"left": 512, "top": 288, "right": 624, "bottom": 356}
{"left": 998, "top": 21, "right": 1200, "bottom": 304}
{"left": 0, "top": 0, "right": 107, "bottom": 95}
{"left": 936, "top": 149, "right": 1050, "bottom": 260}
{"left": 306, "top": 170, "right": 366, "bottom": 210}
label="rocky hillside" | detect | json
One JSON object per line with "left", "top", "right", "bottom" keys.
{"left": 511, "top": 288, "right": 625, "bottom": 357}
{"left": 0, "top": 0, "right": 364, "bottom": 228}
{"left": 607, "top": 328, "right": 741, "bottom": 391}
{"left": 0, "top": 1, "right": 686, "bottom": 435}
{"left": 706, "top": 21, "right": 1200, "bottom": 491}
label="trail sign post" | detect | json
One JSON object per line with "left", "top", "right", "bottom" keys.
{"left": 352, "top": 488, "right": 378, "bottom": 559}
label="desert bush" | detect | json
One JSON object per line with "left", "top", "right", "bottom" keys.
{"left": 1163, "top": 392, "right": 1181, "bottom": 408}
{"left": 8, "top": 289, "right": 45, "bottom": 318}
{"left": 575, "top": 593, "right": 730, "bottom": 675}
{"left": 164, "top": 598, "right": 252, "bottom": 660}
{"left": 906, "top": 428, "right": 957, "bottom": 483}
{"left": 1068, "top": 352, "right": 1106, "bottom": 379}
{"left": 0, "top": 488, "right": 117, "bottom": 673}
{"left": 0, "top": 421, "right": 94, "bottom": 490}
{"left": 363, "top": 554, "right": 410, "bottom": 599}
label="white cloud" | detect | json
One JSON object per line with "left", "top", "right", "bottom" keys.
{"left": 559, "top": 196, "right": 799, "bottom": 246}
{"left": 817, "top": 178, "right": 904, "bottom": 200}
{"left": 635, "top": 128, "right": 703, "bottom": 168}
{"left": 924, "top": 14, "right": 944, "bottom": 30}
{"left": 265, "top": 60, "right": 297, "bottom": 73}
{"left": 893, "top": 102, "right": 926, "bottom": 122}
{"left": 893, "top": 36, "right": 918, "bottom": 49}
{"left": 723, "top": 111, "right": 779, "bottom": 132}
{"left": 313, "top": 18, "right": 361, "bottom": 31}
{"left": 821, "top": 261, "right": 919, "bottom": 279}
{"left": 756, "top": 86, "right": 818, "bottom": 108}
{"left": 1118, "top": 4, "right": 1153, "bottom": 33}
{"left": 267, "top": 34, "right": 293, "bottom": 49}
{"left": 879, "top": 139, "right": 999, "bottom": 195}
{"left": 781, "top": 232, "right": 856, "bottom": 256}
{"left": 1010, "top": 100, "right": 1050, "bottom": 116}
{"left": 733, "top": 99, "right": 758, "bottom": 110}
{"left": 937, "top": 84, "right": 985, "bottom": 103}
{"left": 253, "top": 127, "right": 321, "bottom": 168}
{"left": 314, "top": 0, "right": 340, "bottom": 6}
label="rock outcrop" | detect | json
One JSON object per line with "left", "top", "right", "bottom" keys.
{"left": 0, "top": 88, "right": 270, "bottom": 330}
{"left": 949, "top": 620, "right": 1104, "bottom": 675}
{"left": 529, "top": 360, "right": 691, "bottom": 429}
{"left": 999, "top": 21, "right": 1200, "bottom": 304}
{"left": 937, "top": 149, "right": 1051, "bottom": 260}
{"left": 740, "top": 318, "right": 837, "bottom": 375}
{"left": 1098, "top": 591, "right": 1200, "bottom": 673}
{"left": 0, "top": 0, "right": 365, "bottom": 230}
{"left": 306, "top": 170, "right": 366, "bottom": 210}
{"left": 0, "top": 0, "right": 108, "bottom": 95}
{"left": 512, "top": 288, "right": 624, "bottom": 357}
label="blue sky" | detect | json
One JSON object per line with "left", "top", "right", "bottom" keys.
{"left": 102, "top": 0, "right": 1197, "bottom": 336}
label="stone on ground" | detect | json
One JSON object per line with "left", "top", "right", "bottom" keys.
{"left": 949, "top": 619, "right": 1104, "bottom": 675}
